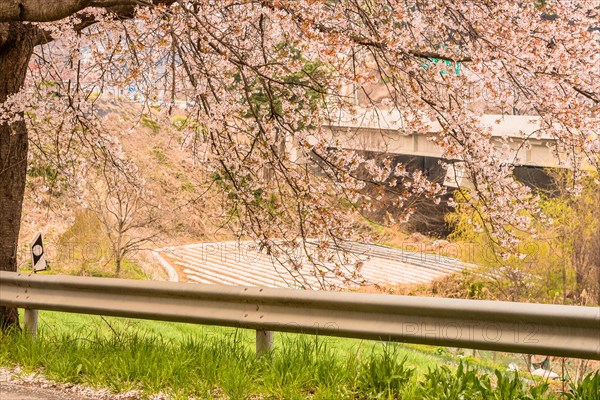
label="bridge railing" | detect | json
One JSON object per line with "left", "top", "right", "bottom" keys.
{"left": 1, "top": 271, "right": 598, "bottom": 359}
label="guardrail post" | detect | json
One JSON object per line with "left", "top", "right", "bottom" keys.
{"left": 256, "top": 330, "right": 273, "bottom": 357}
{"left": 24, "top": 308, "right": 38, "bottom": 338}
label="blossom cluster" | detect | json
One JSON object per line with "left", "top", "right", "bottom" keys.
{"left": 4, "top": 0, "right": 598, "bottom": 288}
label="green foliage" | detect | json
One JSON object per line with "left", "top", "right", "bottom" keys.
{"left": 36, "top": 80, "right": 59, "bottom": 91}
{"left": 357, "top": 344, "right": 414, "bottom": 398}
{"left": 446, "top": 171, "right": 600, "bottom": 304}
{"left": 419, "top": 363, "right": 488, "bottom": 399}
{"left": 211, "top": 168, "right": 283, "bottom": 221}
{"left": 1, "top": 313, "right": 593, "bottom": 399}
{"left": 26, "top": 161, "right": 71, "bottom": 197}
{"left": 171, "top": 115, "right": 189, "bottom": 130}
{"left": 180, "top": 181, "right": 195, "bottom": 192}
{"left": 489, "top": 369, "right": 556, "bottom": 400}
{"left": 141, "top": 115, "right": 160, "bottom": 134}
{"left": 418, "top": 363, "right": 559, "bottom": 400}
{"left": 564, "top": 371, "right": 599, "bottom": 400}
{"left": 230, "top": 40, "right": 327, "bottom": 130}
{"left": 170, "top": 116, "right": 208, "bottom": 151}
{"left": 151, "top": 146, "right": 168, "bottom": 164}
{"left": 27, "top": 163, "right": 59, "bottom": 180}
{"left": 490, "top": 369, "right": 526, "bottom": 400}
{"left": 117, "top": 259, "right": 148, "bottom": 280}
{"left": 57, "top": 210, "right": 111, "bottom": 274}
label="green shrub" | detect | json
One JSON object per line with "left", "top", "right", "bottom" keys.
{"left": 564, "top": 371, "right": 599, "bottom": 400}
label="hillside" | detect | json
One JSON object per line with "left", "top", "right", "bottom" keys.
{"left": 17, "top": 99, "right": 452, "bottom": 281}
{"left": 17, "top": 100, "right": 231, "bottom": 278}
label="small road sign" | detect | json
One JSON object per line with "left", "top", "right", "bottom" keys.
{"left": 30, "top": 232, "right": 48, "bottom": 272}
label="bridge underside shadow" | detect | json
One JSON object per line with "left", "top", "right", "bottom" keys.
{"left": 344, "top": 150, "right": 558, "bottom": 237}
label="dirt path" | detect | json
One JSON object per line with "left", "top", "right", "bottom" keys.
{"left": 1, "top": 381, "right": 94, "bottom": 400}
{"left": 0, "top": 368, "right": 162, "bottom": 400}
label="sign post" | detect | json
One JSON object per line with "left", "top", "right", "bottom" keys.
{"left": 26, "top": 232, "right": 47, "bottom": 337}
{"left": 30, "top": 232, "right": 48, "bottom": 273}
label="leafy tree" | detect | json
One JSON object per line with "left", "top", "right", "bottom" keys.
{"left": 447, "top": 170, "right": 600, "bottom": 304}
{"left": 1, "top": 1, "right": 598, "bottom": 329}
{"left": 541, "top": 171, "right": 600, "bottom": 304}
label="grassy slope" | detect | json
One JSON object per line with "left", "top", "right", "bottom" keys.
{"left": 23, "top": 310, "right": 462, "bottom": 374}
{"left": 2, "top": 310, "right": 590, "bottom": 399}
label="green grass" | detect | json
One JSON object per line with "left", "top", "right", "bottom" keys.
{"left": 142, "top": 115, "right": 160, "bottom": 134}
{"left": 1, "top": 311, "right": 597, "bottom": 399}
{"left": 11, "top": 311, "right": 461, "bottom": 374}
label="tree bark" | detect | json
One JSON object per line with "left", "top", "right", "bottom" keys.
{"left": 0, "top": 1, "right": 178, "bottom": 23}
{"left": 0, "top": 22, "right": 35, "bottom": 331}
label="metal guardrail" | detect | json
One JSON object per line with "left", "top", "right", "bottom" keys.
{"left": 1, "top": 271, "right": 599, "bottom": 359}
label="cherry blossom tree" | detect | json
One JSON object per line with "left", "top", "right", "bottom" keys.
{"left": 1, "top": 1, "right": 599, "bottom": 329}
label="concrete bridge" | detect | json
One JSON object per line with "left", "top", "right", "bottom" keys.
{"left": 324, "top": 108, "right": 562, "bottom": 167}
{"left": 301, "top": 107, "right": 579, "bottom": 189}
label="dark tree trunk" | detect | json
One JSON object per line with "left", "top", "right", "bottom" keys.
{"left": 0, "top": 22, "right": 35, "bottom": 331}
